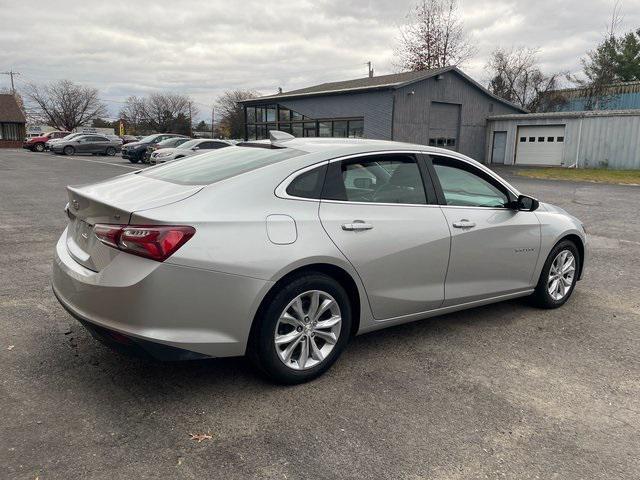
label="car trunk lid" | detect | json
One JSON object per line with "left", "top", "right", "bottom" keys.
{"left": 65, "top": 172, "right": 202, "bottom": 271}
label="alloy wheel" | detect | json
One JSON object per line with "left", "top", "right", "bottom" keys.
{"left": 274, "top": 290, "right": 342, "bottom": 370}
{"left": 547, "top": 250, "right": 576, "bottom": 301}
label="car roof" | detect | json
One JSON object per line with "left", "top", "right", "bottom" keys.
{"left": 238, "top": 135, "right": 517, "bottom": 194}
{"left": 242, "top": 137, "right": 462, "bottom": 157}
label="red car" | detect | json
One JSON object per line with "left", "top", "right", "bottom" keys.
{"left": 23, "top": 131, "right": 70, "bottom": 152}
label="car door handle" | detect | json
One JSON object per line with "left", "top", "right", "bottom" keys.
{"left": 452, "top": 220, "right": 476, "bottom": 229}
{"left": 342, "top": 221, "right": 374, "bottom": 231}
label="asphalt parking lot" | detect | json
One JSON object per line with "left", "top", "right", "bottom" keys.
{"left": 1, "top": 149, "right": 639, "bottom": 480}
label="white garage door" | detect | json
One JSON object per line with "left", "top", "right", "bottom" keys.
{"left": 515, "top": 126, "right": 566, "bottom": 166}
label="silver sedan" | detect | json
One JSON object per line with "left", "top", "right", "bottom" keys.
{"left": 149, "top": 138, "right": 234, "bottom": 164}
{"left": 52, "top": 133, "right": 587, "bottom": 384}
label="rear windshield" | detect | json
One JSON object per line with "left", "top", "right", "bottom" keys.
{"left": 141, "top": 145, "right": 305, "bottom": 185}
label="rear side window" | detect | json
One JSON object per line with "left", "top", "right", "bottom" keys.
{"left": 286, "top": 164, "right": 327, "bottom": 199}
{"left": 142, "top": 146, "right": 304, "bottom": 185}
{"left": 323, "top": 154, "right": 428, "bottom": 204}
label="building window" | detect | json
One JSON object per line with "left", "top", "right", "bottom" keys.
{"left": 318, "top": 122, "right": 332, "bottom": 137}
{"left": 246, "top": 107, "right": 256, "bottom": 123}
{"left": 348, "top": 119, "right": 364, "bottom": 138}
{"left": 332, "top": 120, "right": 348, "bottom": 138}
{"left": 278, "top": 107, "right": 290, "bottom": 122}
{"left": 547, "top": 137, "right": 555, "bottom": 142}
{"left": 538, "top": 137, "right": 545, "bottom": 142}
{"left": 520, "top": 137, "right": 526, "bottom": 142}
{"left": 557, "top": 136, "right": 564, "bottom": 142}
{"left": 266, "top": 106, "right": 276, "bottom": 122}
{"left": 244, "top": 104, "right": 363, "bottom": 141}
{"left": 529, "top": 137, "right": 535, "bottom": 142}
{"left": 303, "top": 122, "right": 317, "bottom": 137}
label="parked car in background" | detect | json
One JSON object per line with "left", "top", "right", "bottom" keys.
{"left": 52, "top": 132, "right": 587, "bottom": 383}
{"left": 51, "top": 134, "right": 122, "bottom": 156}
{"left": 149, "top": 139, "right": 233, "bottom": 164}
{"left": 144, "top": 136, "right": 192, "bottom": 163}
{"left": 120, "top": 135, "right": 139, "bottom": 145}
{"left": 46, "top": 132, "right": 85, "bottom": 151}
{"left": 121, "top": 133, "right": 188, "bottom": 163}
{"left": 23, "top": 131, "right": 71, "bottom": 152}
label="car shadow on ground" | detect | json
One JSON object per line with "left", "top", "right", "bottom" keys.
{"left": 45, "top": 297, "right": 537, "bottom": 394}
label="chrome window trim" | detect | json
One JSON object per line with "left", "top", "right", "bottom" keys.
{"left": 275, "top": 150, "right": 431, "bottom": 205}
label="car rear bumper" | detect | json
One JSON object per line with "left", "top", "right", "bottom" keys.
{"left": 52, "top": 227, "right": 270, "bottom": 359}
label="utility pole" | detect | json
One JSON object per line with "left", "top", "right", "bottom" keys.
{"left": 1, "top": 70, "right": 20, "bottom": 94}
{"left": 188, "top": 101, "right": 193, "bottom": 137}
{"left": 211, "top": 106, "right": 216, "bottom": 138}
{"left": 367, "top": 61, "right": 374, "bottom": 78}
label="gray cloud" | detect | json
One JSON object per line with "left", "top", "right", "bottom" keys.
{"left": 1, "top": 0, "right": 638, "bottom": 120}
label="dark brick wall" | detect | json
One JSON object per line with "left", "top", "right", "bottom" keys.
{"left": 0, "top": 140, "right": 22, "bottom": 148}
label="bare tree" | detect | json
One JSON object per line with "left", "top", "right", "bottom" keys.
{"left": 486, "top": 47, "right": 566, "bottom": 112}
{"left": 119, "top": 96, "right": 147, "bottom": 134}
{"left": 143, "top": 92, "right": 197, "bottom": 134}
{"left": 216, "top": 90, "right": 257, "bottom": 139}
{"left": 395, "top": 0, "right": 476, "bottom": 71}
{"left": 25, "top": 80, "right": 106, "bottom": 131}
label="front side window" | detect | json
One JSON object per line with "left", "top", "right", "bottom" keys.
{"left": 432, "top": 157, "right": 509, "bottom": 208}
{"left": 323, "top": 155, "right": 427, "bottom": 204}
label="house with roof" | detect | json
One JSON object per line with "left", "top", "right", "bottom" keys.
{"left": 239, "top": 66, "right": 526, "bottom": 162}
{"left": 0, "top": 94, "right": 26, "bottom": 148}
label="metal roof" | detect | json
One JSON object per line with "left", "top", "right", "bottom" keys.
{"left": 240, "top": 66, "right": 526, "bottom": 112}
{"left": 489, "top": 109, "right": 640, "bottom": 121}
{"left": 0, "top": 94, "right": 26, "bottom": 123}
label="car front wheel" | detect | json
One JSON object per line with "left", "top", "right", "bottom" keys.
{"left": 250, "top": 273, "right": 352, "bottom": 384}
{"left": 34, "top": 143, "right": 45, "bottom": 152}
{"left": 531, "top": 240, "right": 580, "bottom": 308}
{"left": 63, "top": 146, "right": 75, "bottom": 156}
{"left": 106, "top": 147, "right": 116, "bottom": 156}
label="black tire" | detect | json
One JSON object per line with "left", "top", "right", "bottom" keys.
{"left": 530, "top": 239, "right": 580, "bottom": 309}
{"left": 249, "top": 272, "right": 352, "bottom": 384}
{"left": 106, "top": 147, "right": 116, "bottom": 156}
{"left": 129, "top": 158, "right": 139, "bottom": 164}
{"left": 34, "top": 143, "right": 45, "bottom": 152}
{"left": 63, "top": 146, "right": 75, "bottom": 156}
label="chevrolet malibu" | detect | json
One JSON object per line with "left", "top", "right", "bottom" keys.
{"left": 52, "top": 132, "right": 586, "bottom": 384}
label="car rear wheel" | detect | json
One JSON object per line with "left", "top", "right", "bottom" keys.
{"left": 63, "top": 146, "right": 75, "bottom": 156}
{"left": 531, "top": 240, "right": 580, "bottom": 309}
{"left": 106, "top": 147, "right": 116, "bottom": 156}
{"left": 34, "top": 143, "right": 45, "bottom": 152}
{"left": 129, "top": 158, "right": 139, "bottom": 164}
{"left": 250, "top": 273, "right": 352, "bottom": 384}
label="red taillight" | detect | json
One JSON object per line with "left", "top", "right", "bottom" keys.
{"left": 93, "top": 224, "right": 195, "bottom": 262}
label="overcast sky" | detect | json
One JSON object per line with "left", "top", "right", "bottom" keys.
{"left": 1, "top": 0, "right": 639, "bottom": 121}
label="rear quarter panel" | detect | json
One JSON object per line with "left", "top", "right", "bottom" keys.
{"left": 129, "top": 161, "right": 376, "bottom": 334}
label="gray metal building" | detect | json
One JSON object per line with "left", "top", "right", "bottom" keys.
{"left": 487, "top": 110, "right": 640, "bottom": 169}
{"left": 240, "top": 66, "right": 524, "bottom": 162}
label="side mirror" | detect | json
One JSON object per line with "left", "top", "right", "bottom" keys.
{"left": 516, "top": 194, "right": 539, "bottom": 211}
{"left": 192, "top": 146, "right": 200, "bottom": 151}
